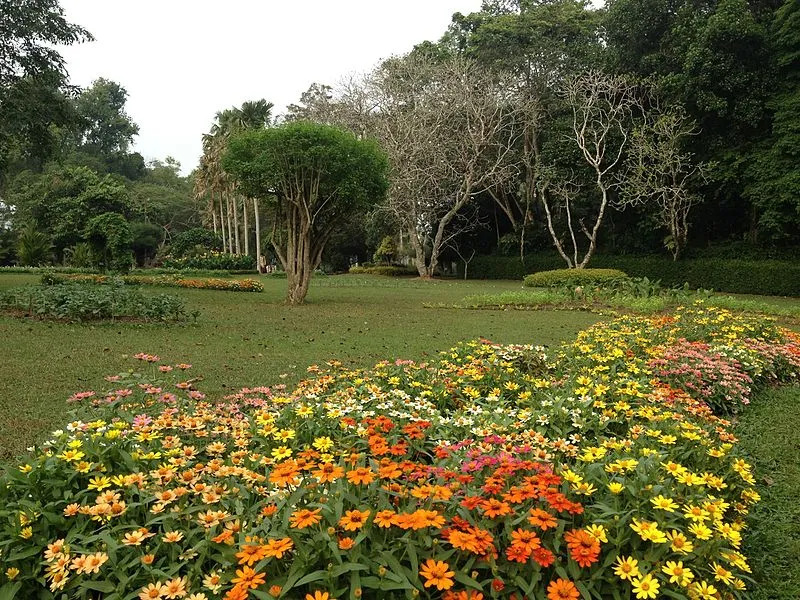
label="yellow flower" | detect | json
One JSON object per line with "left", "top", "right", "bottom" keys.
{"left": 689, "top": 581, "right": 719, "bottom": 600}
{"left": 631, "top": 574, "right": 660, "bottom": 599}
{"left": 666, "top": 530, "right": 694, "bottom": 554}
{"left": 662, "top": 561, "right": 693, "bottom": 586}
{"left": 19, "top": 526, "right": 33, "bottom": 539}
{"left": 650, "top": 495, "right": 678, "bottom": 512}
{"left": 585, "top": 524, "right": 607, "bottom": 543}
{"left": 607, "top": 482, "right": 625, "bottom": 494}
{"left": 88, "top": 476, "right": 111, "bottom": 491}
{"left": 711, "top": 562, "right": 734, "bottom": 585}
{"left": 5, "top": 567, "right": 20, "bottom": 580}
{"left": 271, "top": 446, "right": 292, "bottom": 460}
{"left": 613, "top": 556, "right": 640, "bottom": 581}
{"left": 688, "top": 523, "right": 713, "bottom": 540}
{"left": 313, "top": 437, "right": 334, "bottom": 451}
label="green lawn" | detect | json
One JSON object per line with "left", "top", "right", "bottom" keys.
{"left": 0, "top": 273, "right": 599, "bottom": 459}
{"left": 737, "top": 385, "right": 800, "bottom": 599}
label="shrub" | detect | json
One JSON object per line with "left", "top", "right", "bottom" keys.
{"left": 16, "top": 224, "right": 52, "bottom": 266}
{"left": 0, "top": 283, "right": 188, "bottom": 322}
{"left": 162, "top": 251, "right": 256, "bottom": 271}
{"left": 169, "top": 228, "right": 223, "bottom": 258}
{"left": 41, "top": 272, "right": 264, "bottom": 292}
{"left": 349, "top": 264, "right": 417, "bottom": 276}
{"left": 84, "top": 212, "right": 134, "bottom": 273}
{"left": 0, "top": 305, "right": 797, "bottom": 598}
{"left": 467, "top": 254, "right": 800, "bottom": 296}
{"left": 523, "top": 268, "right": 629, "bottom": 288}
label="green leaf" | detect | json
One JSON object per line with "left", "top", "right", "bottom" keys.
{"left": 331, "top": 563, "right": 367, "bottom": 578}
{"left": 294, "top": 570, "right": 328, "bottom": 587}
{"left": 80, "top": 580, "right": 117, "bottom": 593}
{"left": 0, "top": 582, "right": 21, "bottom": 600}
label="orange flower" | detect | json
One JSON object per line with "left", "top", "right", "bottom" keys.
{"left": 374, "top": 509, "right": 396, "bottom": 528}
{"left": 346, "top": 467, "right": 375, "bottom": 485}
{"left": 338, "top": 537, "right": 355, "bottom": 550}
{"left": 231, "top": 566, "right": 266, "bottom": 590}
{"left": 528, "top": 508, "right": 558, "bottom": 530}
{"left": 313, "top": 463, "right": 344, "bottom": 483}
{"left": 510, "top": 528, "right": 541, "bottom": 553}
{"left": 479, "top": 498, "right": 511, "bottom": 518}
{"left": 447, "top": 530, "right": 482, "bottom": 554}
{"left": 505, "top": 544, "right": 532, "bottom": 563}
{"left": 290, "top": 508, "right": 322, "bottom": 529}
{"left": 261, "top": 504, "right": 278, "bottom": 517}
{"left": 419, "top": 558, "right": 455, "bottom": 591}
{"left": 263, "top": 537, "right": 294, "bottom": 559}
{"left": 141, "top": 554, "right": 155, "bottom": 565}
{"left": 305, "top": 592, "right": 330, "bottom": 600}
{"left": 339, "top": 509, "right": 370, "bottom": 531}
{"left": 564, "top": 529, "right": 600, "bottom": 568}
{"left": 224, "top": 587, "right": 249, "bottom": 600}
{"left": 236, "top": 544, "right": 268, "bottom": 566}
{"left": 377, "top": 462, "right": 402, "bottom": 479}
{"left": 547, "top": 578, "right": 580, "bottom": 600}
{"left": 269, "top": 585, "right": 282, "bottom": 597}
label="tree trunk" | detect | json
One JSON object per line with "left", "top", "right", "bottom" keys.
{"left": 226, "top": 195, "right": 234, "bottom": 254}
{"left": 218, "top": 195, "right": 227, "bottom": 252}
{"left": 233, "top": 194, "right": 241, "bottom": 255}
{"left": 253, "top": 198, "right": 262, "bottom": 273}
{"left": 243, "top": 196, "right": 249, "bottom": 257}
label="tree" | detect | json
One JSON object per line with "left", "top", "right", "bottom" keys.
{"left": 223, "top": 122, "right": 388, "bottom": 305}
{"left": 84, "top": 211, "right": 133, "bottom": 272}
{"left": 540, "top": 72, "right": 641, "bottom": 268}
{"left": 194, "top": 100, "right": 273, "bottom": 262}
{"left": 367, "top": 53, "right": 522, "bottom": 277}
{"left": 619, "top": 105, "right": 707, "bottom": 260}
{"left": 7, "top": 165, "right": 129, "bottom": 259}
{"left": 72, "top": 78, "right": 139, "bottom": 156}
{"left": 0, "top": 0, "right": 92, "bottom": 181}
{"left": 440, "top": 0, "right": 602, "bottom": 260}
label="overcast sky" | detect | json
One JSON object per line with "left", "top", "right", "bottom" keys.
{"left": 58, "top": 1, "right": 483, "bottom": 174}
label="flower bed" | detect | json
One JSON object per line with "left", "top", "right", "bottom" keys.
{"left": 1, "top": 304, "right": 798, "bottom": 599}
{"left": 42, "top": 272, "right": 264, "bottom": 293}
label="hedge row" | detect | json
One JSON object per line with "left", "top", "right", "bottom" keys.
{"left": 523, "top": 268, "right": 628, "bottom": 288}
{"left": 463, "top": 254, "right": 800, "bottom": 296}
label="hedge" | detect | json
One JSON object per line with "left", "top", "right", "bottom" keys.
{"left": 349, "top": 265, "right": 417, "bottom": 276}
{"left": 463, "top": 254, "right": 800, "bottom": 296}
{"left": 523, "top": 268, "right": 628, "bottom": 288}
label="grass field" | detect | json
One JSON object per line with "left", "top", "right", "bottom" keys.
{"left": 1, "top": 272, "right": 799, "bottom": 597}
{"left": 0, "top": 273, "right": 599, "bottom": 459}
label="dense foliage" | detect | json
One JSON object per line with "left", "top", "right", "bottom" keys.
{"left": 523, "top": 269, "right": 629, "bottom": 288}
{"left": 223, "top": 122, "right": 388, "bottom": 304}
{"left": 0, "top": 283, "right": 187, "bottom": 322}
{"left": 42, "top": 272, "right": 264, "bottom": 293}
{"left": 0, "top": 305, "right": 797, "bottom": 598}
{"left": 465, "top": 255, "right": 800, "bottom": 297}
{"left": 162, "top": 252, "right": 256, "bottom": 272}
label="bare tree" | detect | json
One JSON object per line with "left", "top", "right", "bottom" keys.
{"left": 618, "top": 105, "right": 707, "bottom": 260}
{"left": 541, "top": 72, "right": 641, "bottom": 268}
{"left": 369, "top": 54, "right": 523, "bottom": 277}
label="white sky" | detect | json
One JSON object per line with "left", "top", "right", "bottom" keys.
{"left": 58, "top": 0, "right": 483, "bottom": 175}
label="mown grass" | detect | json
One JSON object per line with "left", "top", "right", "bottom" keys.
{"left": 457, "top": 289, "right": 800, "bottom": 320}
{"left": 0, "top": 273, "right": 598, "bottom": 459}
{"left": 737, "top": 385, "right": 800, "bottom": 599}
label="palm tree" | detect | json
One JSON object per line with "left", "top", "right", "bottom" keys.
{"left": 197, "top": 100, "right": 274, "bottom": 265}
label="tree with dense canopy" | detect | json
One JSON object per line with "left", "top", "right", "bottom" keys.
{"left": 222, "top": 122, "right": 388, "bottom": 304}
{"left": 0, "top": 0, "right": 92, "bottom": 181}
